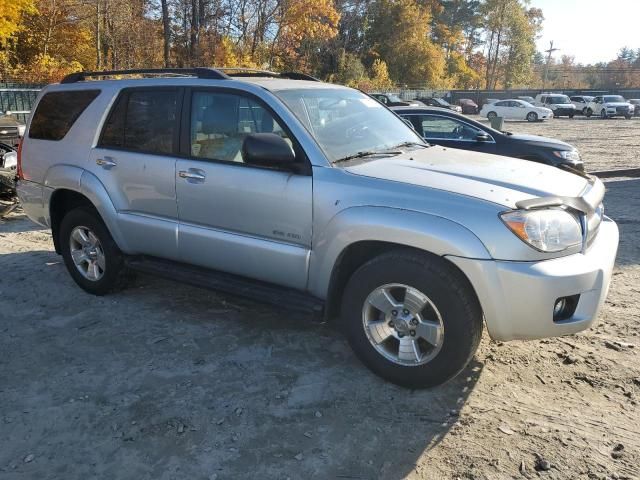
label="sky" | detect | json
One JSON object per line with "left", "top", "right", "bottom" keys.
{"left": 529, "top": 0, "right": 640, "bottom": 64}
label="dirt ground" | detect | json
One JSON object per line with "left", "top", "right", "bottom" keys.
{"left": 1, "top": 124, "right": 639, "bottom": 479}
{"left": 470, "top": 115, "right": 640, "bottom": 172}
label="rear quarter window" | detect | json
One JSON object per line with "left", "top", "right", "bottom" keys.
{"left": 29, "top": 90, "right": 100, "bottom": 141}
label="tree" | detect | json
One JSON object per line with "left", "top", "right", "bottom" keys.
{"left": 0, "top": 0, "right": 36, "bottom": 47}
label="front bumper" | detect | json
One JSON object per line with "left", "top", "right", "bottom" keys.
{"left": 551, "top": 107, "right": 576, "bottom": 116}
{"left": 448, "top": 218, "right": 619, "bottom": 341}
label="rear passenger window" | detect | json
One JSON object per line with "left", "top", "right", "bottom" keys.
{"left": 100, "top": 89, "right": 178, "bottom": 155}
{"left": 29, "top": 90, "right": 100, "bottom": 141}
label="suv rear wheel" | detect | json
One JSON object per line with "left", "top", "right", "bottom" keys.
{"left": 60, "top": 207, "right": 131, "bottom": 295}
{"left": 341, "top": 250, "right": 483, "bottom": 388}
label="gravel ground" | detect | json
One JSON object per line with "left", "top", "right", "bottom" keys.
{"left": 0, "top": 126, "right": 639, "bottom": 479}
{"left": 470, "top": 115, "right": 640, "bottom": 172}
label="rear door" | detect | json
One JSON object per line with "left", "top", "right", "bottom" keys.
{"left": 175, "top": 88, "right": 313, "bottom": 290}
{"left": 89, "top": 87, "right": 182, "bottom": 259}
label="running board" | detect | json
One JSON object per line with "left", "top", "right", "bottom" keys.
{"left": 125, "top": 256, "right": 324, "bottom": 320}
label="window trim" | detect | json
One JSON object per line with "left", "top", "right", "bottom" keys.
{"left": 178, "top": 86, "right": 312, "bottom": 175}
{"left": 401, "top": 113, "right": 496, "bottom": 144}
{"left": 29, "top": 89, "right": 101, "bottom": 141}
{"left": 97, "top": 86, "right": 184, "bottom": 157}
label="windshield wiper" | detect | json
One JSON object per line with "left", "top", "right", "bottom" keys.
{"left": 333, "top": 150, "right": 402, "bottom": 164}
{"left": 386, "top": 141, "right": 429, "bottom": 150}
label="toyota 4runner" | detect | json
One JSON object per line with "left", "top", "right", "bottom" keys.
{"left": 17, "top": 68, "right": 619, "bottom": 388}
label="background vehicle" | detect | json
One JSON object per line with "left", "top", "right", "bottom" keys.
{"left": 458, "top": 98, "right": 478, "bottom": 114}
{"left": 534, "top": 93, "right": 576, "bottom": 118}
{"left": 483, "top": 98, "right": 499, "bottom": 106}
{"left": 628, "top": 99, "right": 640, "bottom": 117}
{"left": 517, "top": 96, "right": 536, "bottom": 104}
{"left": 393, "top": 106, "right": 584, "bottom": 170}
{"left": 480, "top": 99, "right": 552, "bottom": 122}
{"left": 570, "top": 95, "right": 594, "bottom": 115}
{"left": 17, "top": 68, "right": 618, "bottom": 389}
{"left": 0, "top": 112, "right": 26, "bottom": 147}
{"left": 585, "top": 95, "right": 634, "bottom": 119}
{"left": 0, "top": 142, "right": 18, "bottom": 214}
{"left": 369, "top": 92, "right": 422, "bottom": 107}
{"left": 416, "top": 97, "right": 462, "bottom": 113}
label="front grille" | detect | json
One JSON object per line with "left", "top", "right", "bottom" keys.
{"left": 0, "top": 126, "right": 19, "bottom": 142}
{"left": 616, "top": 106, "right": 629, "bottom": 114}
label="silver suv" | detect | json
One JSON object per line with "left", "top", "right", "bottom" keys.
{"left": 17, "top": 68, "right": 619, "bottom": 388}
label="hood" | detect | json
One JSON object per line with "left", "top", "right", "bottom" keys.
{"left": 343, "top": 146, "right": 588, "bottom": 209}
{"left": 549, "top": 103, "right": 575, "bottom": 108}
{"left": 603, "top": 102, "right": 631, "bottom": 107}
{"left": 508, "top": 133, "right": 573, "bottom": 150}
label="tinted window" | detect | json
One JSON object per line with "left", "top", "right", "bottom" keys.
{"left": 418, "top": 115, "right": 481, "bottom": 140}
{"left": 29, "top": 90, "right": 100, "bottom": 141}
{"left": 495, "top": 101, "right": 509, "bottom": 107}
{"left": 100, "top": 89, "right": 178, "bottom": 155}
{"left": 190, "top": 91, "right": 289, "bottom": 163}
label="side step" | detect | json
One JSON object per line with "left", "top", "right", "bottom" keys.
{"left": 125, "top": 256, "right": 325, "bottom": 319}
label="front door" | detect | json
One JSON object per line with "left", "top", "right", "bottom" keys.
{"left": 175, "top": 89, "right": 313, "bottom": 290}
{"left": 404, "top": 113, "right": 497, "bottom": 155}
{"left": 89, "top": 87, "right": 181, "bottom": 259}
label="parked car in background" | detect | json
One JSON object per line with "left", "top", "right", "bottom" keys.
{"left": 369, "top": 92, "right": 422, "bottom": 107}
{"left": 416, "top": 97, "right": 462, "bottom": 113}
{"left": 392, "top": 106, "right": 584, "bottom": 171}
{"left": 628, "top": 99, "right": 640, "bottom": 117}
{"left": 484, "top": 98, "right": 500, "bottom": 106}
{"left": 586, "top": 95, "right": 634, "bottom": 119}
{"left": 17, "top": 68, "right": 618, "bottom": 388}
{"left": 534, "top": 94, "right": 576, "bottom": 118}
{"left": 517, "top": 96, "right": 536, "bottom": 104}
{"left": 0, "top": 141, "right": 18, "bottom": 198}
{"left": 480, "top": 99, "right": 553, "bottom": 122}
{"left": 570, "top": 95, "right": 594, "bottom": 115}
{"left": 458, "top": 98, "right": 479, "bottom": 114}
{"left": 0, "top": 112, "right": 26, "bottom": 148}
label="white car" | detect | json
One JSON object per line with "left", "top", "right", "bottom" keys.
{"left": 480, "top": 99, "right": 553, "bottom": 122}
{"left": 570, "top": 95, "right": 594, "bottom": 115}
{"left": 534, "top": 94, "right": 576, "bottom": 118}
{"left": 585, "top": 95, "right": 635, "bottom": 119}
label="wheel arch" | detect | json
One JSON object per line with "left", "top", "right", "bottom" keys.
{"left": 308, "top": 206, "right": 491, "bottom": 322}
{"left": 46, "top": 169, "right": 129, "bottom": 254}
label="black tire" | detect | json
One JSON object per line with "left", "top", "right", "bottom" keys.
{"left": 582, "top": 107, "right": 588, "bottom": 115}
{"left": 569, "top": 114, "right": 575, "bottom": 119}
{"left": 341, "top": 250, "right": 483, "bottom": 389}
{"left": 487, "top": 111, "right": 497, "bottom": 120}
{"left": 586, "top": 108, "right": 593, "bottom": 117}
{"left": 625, "top": 115, "right": 632, "bottom": 120}
{"left": 600, "top": 109, "right": 608, "bottom": 119}
{"left": 59, "top": 207, "right": 131, "bottom": 295}
{"left": 526, "top": 112, "right": 538, "bottom": 122}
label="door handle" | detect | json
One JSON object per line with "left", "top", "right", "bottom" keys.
{"left": 178, "top": 170, "right": 206, "bottom": 181}
{"left": 96, "top": 157, "right": 117, "bottom": 168}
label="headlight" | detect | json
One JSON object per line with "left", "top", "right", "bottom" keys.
{"left": 500, "top": 209, "right": 582, "bottom": 252}
{"left": 553, "top": 149, "right": 581, "bottom": 162}
{"left": 17, "top": 125, "right": 26, "bottom": 137}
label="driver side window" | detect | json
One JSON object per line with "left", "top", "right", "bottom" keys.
{"left": 420, "top": 115, "right": 480, "bottom": 141}
{"left": 190, "top": 91, "right": 289, "bottom": 163}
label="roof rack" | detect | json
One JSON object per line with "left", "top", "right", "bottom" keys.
{"left": 61, "top": 67, "right": 320, "bottom": 84}
{"left": 216, "top": 68, "right": 320, "bottom": 81}
{"left": 61, "top": 68, "right": 230, "bottom": 84}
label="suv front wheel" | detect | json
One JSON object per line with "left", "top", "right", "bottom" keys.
{"left": 60, "top": 207, "right": 131, "bottom": 295}
{"left": 341, "top": 250, "right": 483, "bottom": 388}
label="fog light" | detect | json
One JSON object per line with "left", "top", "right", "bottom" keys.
{"left": 553, "top": 295, "right": 580, "bottom": 322}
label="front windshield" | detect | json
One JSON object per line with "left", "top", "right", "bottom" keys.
{"left": 275, "top": 88, "right": 424, "bottom": 163}
{"left": 548, "top": 95, "right": 570, "bottom": 104}
{"left": 604, "top": 95, "right": 625, "bottom": 103}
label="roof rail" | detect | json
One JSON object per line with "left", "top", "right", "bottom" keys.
{"left": 61, "top": 68, "right": 230, "bottom": 84}
{"left": 217, "top": 68, "right": 320, "bottom": 82}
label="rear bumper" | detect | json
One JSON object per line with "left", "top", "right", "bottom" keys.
{"left": 448, "top": 218, "right": 619, "bottom": 341}
{"left": 16, "top": 179, "right": 49, "bottom": 227}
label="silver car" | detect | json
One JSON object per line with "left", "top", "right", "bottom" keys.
{"left": 17, "top": 68, "right": 619, "bottom": 388}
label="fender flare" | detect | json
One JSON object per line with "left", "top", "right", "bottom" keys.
{"left": 307, "top": 206, "right": 491, "bottom": 298}
{"left": 43, "top": 165, "right": 131, "bottom": 252}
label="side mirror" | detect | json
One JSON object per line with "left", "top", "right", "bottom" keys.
{"left": 475, "top": 133, "right": 491, "bottom": 142}
{"left": 242, "top": 133, "right": 296, "bottom": 169}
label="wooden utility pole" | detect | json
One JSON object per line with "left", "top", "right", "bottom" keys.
{"left": 542, "top": 41, "right": 559, "bottom": 91}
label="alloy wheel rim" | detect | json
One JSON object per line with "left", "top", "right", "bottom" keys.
{"left": 362, "top": 283, "right": 445, "bottom": 367}
{"left": 69, "top": 226, "right": 106, "bottom": 281}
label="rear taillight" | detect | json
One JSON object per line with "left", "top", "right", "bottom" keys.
{"left": 16, "top": 139, "right": 24, "bottom": 180}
